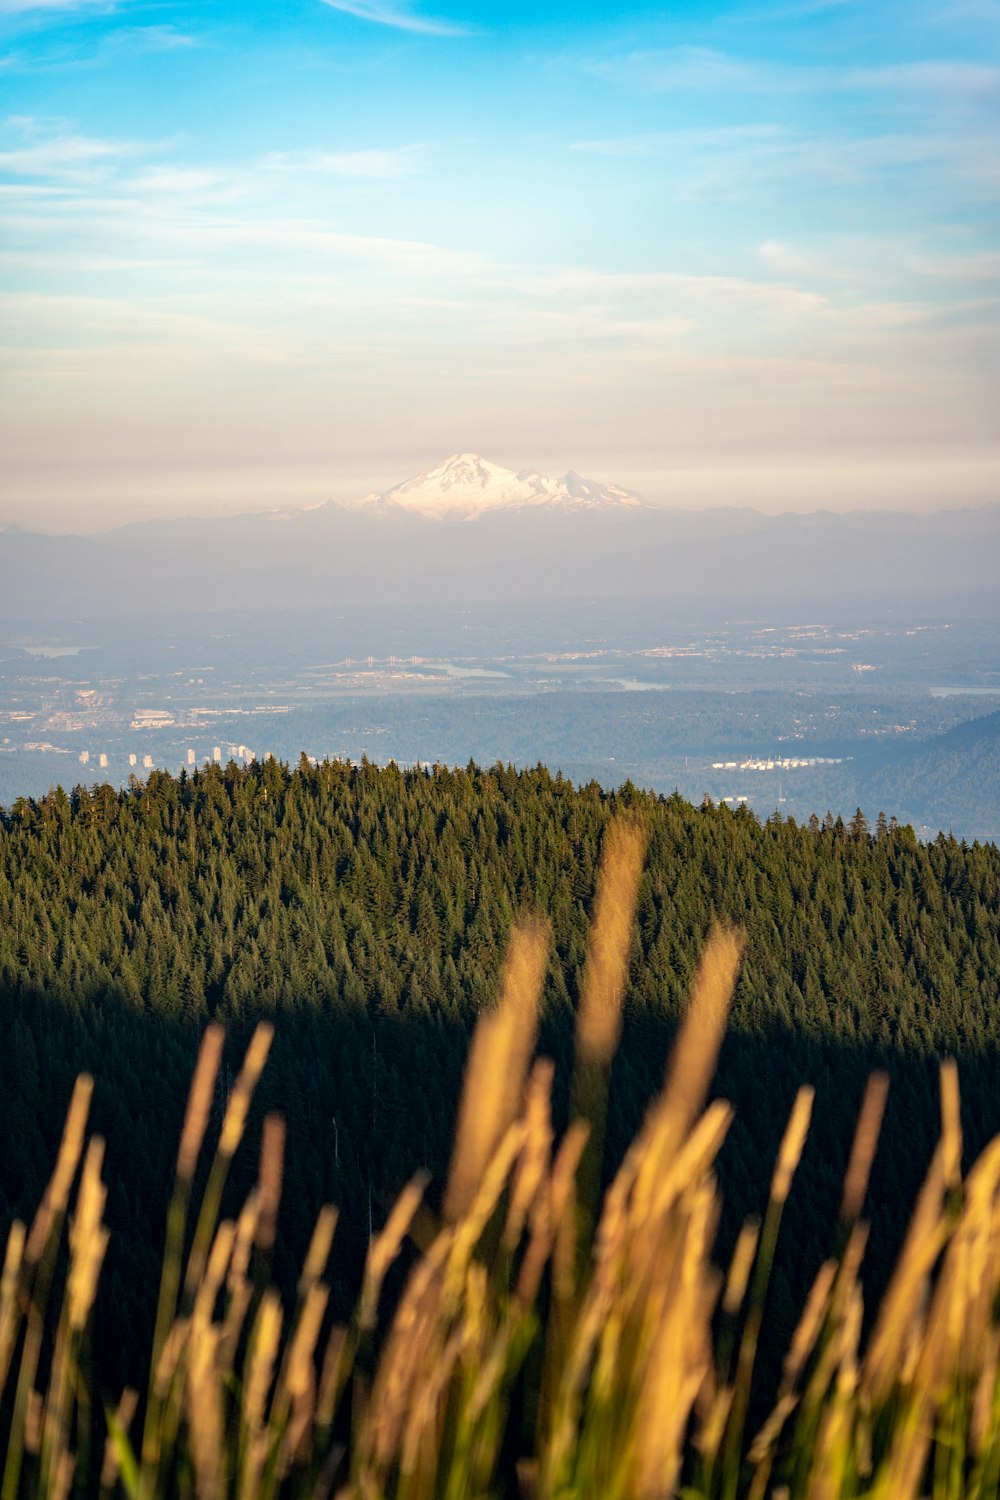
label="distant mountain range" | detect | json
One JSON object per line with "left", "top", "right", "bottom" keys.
{"left": 335, "top": 453, "right": 645, "bottom": 520}
{"left": 1, "top": 454, "right": 998, "bottom": 618}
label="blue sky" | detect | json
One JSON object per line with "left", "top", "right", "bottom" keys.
{"left": 1, "top": 0, "right": 998, "bottom": 525}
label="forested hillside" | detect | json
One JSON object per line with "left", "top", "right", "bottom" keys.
{"left": 858, "top": 709, "right": 1000, "bottom": 841}
{"left": 1, "top": 758, "right": 999, "bottom": 1389}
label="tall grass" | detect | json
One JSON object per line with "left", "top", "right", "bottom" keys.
{"left": 3, "top": 814, "right": 1000, "bottom": 1498}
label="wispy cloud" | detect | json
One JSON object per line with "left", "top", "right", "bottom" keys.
{"left": 105, "top": 25, "right": 197, "bottom": 53}
{"left": 728, "top": 0, "right": 858, "bottom": 22}
{"left": 317, "top": 0, "right": 465, "bottom": 37}
{"left": 571, "top": 113, "right": 998, "bottom": 212}
{"left": 0, "top": 128, "right": 147, "bottom": 182}
{"left": 125, "top": 166, "right": 232, "bottom": 196}
{"left": 571, "top": 124, "right": 782, "bottom": 156}
{"left": 514, "top": 264, "right": 827, "bottom": 316}
{"left": 757, "top": 239, "right": 836, "bottom": 279}
{"left": 595, "top": 46, "right": 755, "bottom": 93}
{"left": 910, "top": 250, "right": 1000, "bottom": 280}
{"left": 0, "top": 23, "right": 199, "bottom": 77}
{"left": 754, "top": 234, "right": 1000, "bottom": 292}
{"left": 840, "top": 60, "right": 1000, "bottom": 94}
{"left": 923, "top": 0, "right": 1000, "bottom": 23}
{"left": 262, "top": 145, "right": 425, "bottom": 180}
{"left": 589, "top": 44, "right": 1000, "bottom": 99}
{"left": 0, "top": 119, "right": 423, "bottom": 200}
{"left": 0, "top": 0, "right": 114, "bottom": 14}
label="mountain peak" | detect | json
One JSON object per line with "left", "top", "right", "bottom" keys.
{"left": 352, "top": 455, "right": 645, "bottom": 520}
{"left": 417, "top": 454, "right": 512, "bottom": 493}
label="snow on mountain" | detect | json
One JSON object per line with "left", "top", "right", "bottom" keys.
{"left": 349, "top": 453, "right": 645, "bottom": 520}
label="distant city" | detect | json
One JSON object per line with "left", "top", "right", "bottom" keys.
{"left": 1, "top": 602, "right": 998, "bottom": 842}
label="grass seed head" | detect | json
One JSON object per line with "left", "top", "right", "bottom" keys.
{"left": 178, "top": 1026, "right": 225, "bottom": 1180}
{"left": 661, "top": 925, "right": 744, "bottom": 1150}
{"left": 771, "top": 1087, "right": 815, "bottom": 1207}
{"left": 840, "top": 1071, "right": 889, "bottom": 1223}
{"left": 576, "top": 816, "right": 648, "bottom": 1067}
{"left": 444, "top": 915, "right": 549, "bottom": 1223}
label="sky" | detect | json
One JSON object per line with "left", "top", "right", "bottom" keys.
{"left": 1, "top": 0, "right": 998, "bottom": 529}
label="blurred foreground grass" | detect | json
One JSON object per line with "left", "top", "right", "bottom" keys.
{"left": 3, "top": 815, "right": 1000, "bottom": 1500}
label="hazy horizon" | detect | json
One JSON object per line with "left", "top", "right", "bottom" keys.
{"left": 2, "top": 0, "right": 998, "bottom": 533}
{"left": 3, "top": 445, "right": 1000, "bottom": 536}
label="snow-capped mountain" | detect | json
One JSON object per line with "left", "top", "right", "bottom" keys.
{"left": 350, "top": 453, "right": 645, "bottom": 520}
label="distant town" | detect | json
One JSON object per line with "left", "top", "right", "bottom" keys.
{"left": 1, "top": 605, "right": 997, "bottom": 841}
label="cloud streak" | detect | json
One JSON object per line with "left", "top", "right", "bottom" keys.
{"left": 588, "top": 44, "right": 1000, "bottom": 99}
{"left": 0, "top": 0, "right": 114, "bottom": 13}
{"left": 317, "top": 0, "right": 465, "bottom": 37}
{"left": 0, "top": 130, "right": 148, "bottom": 182}
{"left": 261, "top": 145, "right": 425, "bottom": 180}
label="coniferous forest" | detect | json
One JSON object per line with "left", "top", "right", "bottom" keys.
{"left": 1, "top": 757, "right": 999, "bottom": 1398}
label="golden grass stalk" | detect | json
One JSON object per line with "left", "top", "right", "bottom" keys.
{"left": 570, "top": 815, "right": 649, "bottom": 1264}
{"left": 221, "top": 1192, "right": 260, "bottom": 1369}
{"left": 3, "top": 1076, "right": 94, "bottom": 1500}
{"left": 186, "top": 1319, "right": 224, "bottom": 1500}
{"left": 443, "top": 915, "right": 549, "bottom": 1225}
{"left": 771, "top": 1086, "right": 815, "bottom": 1209}
{"left": 634, "top": 1181, "right": 720, "bottom": 1500}
{"left": 237, "top": 1293, "right": 284, "bottom": 1500}
{"left": 575, "top": 815, "right": 648, "bottom": 1069}
{"left": 359, "top": 1173, "right": 430, "bottom": 1334}
{"left": 178, "top": 1025, "right": 226, "bottom": 1181}
{"left": 277, "top": 1282, "right": 330, "bottom": 1477}
{"left": 724, "top": 1221, "right": 762, "bottom": 1321}
{"left": 538, "top": 922, "right": 743, "bottom": 1500}
{"left": 24, "top": 1074, "right": 93, "bottom": 1267}
{"left": 940, "top": 1057, "right": 963, "bottom": 1198}
{"left": 747, "top": 1259, "right": 839, "bottom": 1470}
{"left": 101, "top": 1389, "right": 139, "bottom": 1500}
{"left": 185, "top": 1022, "right": 274, "bottom": 1299}
{"left": 139, "top": 1024, "right": 225, "bottom": 1500}
{"left": 840, "top": 1071, "right": 889, "bottom": 1224}
{"left": 38, "top": 1136, "right": 110, "bottom": 1500}
{"left": 0, "top": 1221, "right": 26, "bottom": 1402}
{"left": 139, "top": 1024, "right": 273, "bottom": 1500}
{"left": 517, "top": 1121, "right": 589, "bottom": 1309}
{"left": 67, "top": 1137, "right": 110, "bottom": 1333}
{"left": 862, "top": 1142, "right": 947, "bottom": 1404}
{"left": 503, "top": 1058, "right": 554, "bottom": 1254}
{"left": 256, "top": 1115, "right": 286, "bottom": 1257}
{"left": 715, "top": 1085, "right": 814, "bottom": 1500}
{"left": 657, "top": 924, "right": 745, "bottom": 1157}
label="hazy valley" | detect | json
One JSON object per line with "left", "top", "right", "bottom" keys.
{"left": 3, "top": 455, "right": 998, "bottom": 619}
{"left": 2, "top": 591, "right": 998, "bottom": 841}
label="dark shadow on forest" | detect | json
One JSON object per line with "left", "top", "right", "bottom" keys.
{"left": 3, "top": 979, "right": 999, "bottom": 1399}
